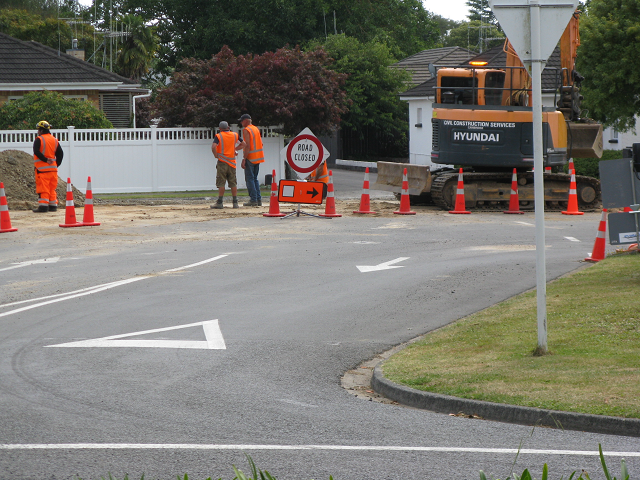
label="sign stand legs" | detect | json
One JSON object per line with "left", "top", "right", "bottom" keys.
{"left": 281, "top": 203, "right": 331, "bottom": 219}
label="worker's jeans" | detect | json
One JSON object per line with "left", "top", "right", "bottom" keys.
{"left": 244, "top": 161, "right": 261, "bottom": 203}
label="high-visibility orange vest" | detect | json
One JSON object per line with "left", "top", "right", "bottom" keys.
{"left": 33, "top": 133, "right": 59, "bottom": 173}
{"left": 215, "top": 131, "right": 239, "bottom": 168}
{"left": 242, "top": 124, "right": 264, "bottom": 164}
{"left": 309, "top": 162, "right": 329, "bottom": 183}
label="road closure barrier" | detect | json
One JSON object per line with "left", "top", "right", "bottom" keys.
{"left": 585, "top": 209, "right": 608, "bottom": 262}
{"left": 393, "top": 168, "right": 416, "bottom": 215}
{"left": 353, "top": 167, "right": 377, "bottom": 214}
{"left": 561, "top": 170, "right": 584, "bottom": 215}
{"left": 80, "top": 176, "right": 100, "bottom": 226}
{"left": 320, "top": 170, "right": 341, "bottom": 218}
{"left": 263, "top": 170, "right": 286, "bottom": 217}
{"left": 59, "top": 178, "right": 83, "bottom": 228}
{"left": 504, "top": 168, "right": 524, "bottom": 214}
{"left": 0, "top": 183, "right": 17, "bottom": 233}
{"left": 449, "top": 168, "right": 471, "bottom": 214}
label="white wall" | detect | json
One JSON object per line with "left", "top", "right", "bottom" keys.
{"left": 0, "top": 125, "right": 285, "bottom": 194}
{"left": 603, "top": 126, "right": 640, "bottom": 151}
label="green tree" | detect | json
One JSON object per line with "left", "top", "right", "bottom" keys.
{"left": 0, "top": 7, "right": 95, "bottom": 53}
{"left": 310, "top": 34, "right": 411, "bottom": 157}
{"left": 114, "top": 14, "right": 158, "bottom": 81}
{"left": 577, "top": 0, "right": 640, "bottom": 131}
{"left": 466, "top": 0, "right": 497, "bottom": 24}
{"left": 0, "top": 91, "right": 113, "bottom": 130}
{"left": 152, "top": 45, "right": 348, "bottom": 135}
{"left": 443, "top": 20, "right": 504, "bottom": 51}
{"left": 94, "top": 0, "right": 439, "bottom": 69}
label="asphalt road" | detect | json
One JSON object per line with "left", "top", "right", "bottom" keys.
{"left": 1, "top": 174, "right": 638, "bottom": 480}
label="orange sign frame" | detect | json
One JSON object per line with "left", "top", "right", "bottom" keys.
{"left": 278, "top": 180, "right": 325, "bottom": 205}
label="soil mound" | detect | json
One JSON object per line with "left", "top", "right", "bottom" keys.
{"left": 0, "top": 149, "right": 85, "bottom": 210}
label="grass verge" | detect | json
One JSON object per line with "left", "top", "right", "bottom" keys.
{"left": 382, "top": 253, "right": 640, "bottom": 418}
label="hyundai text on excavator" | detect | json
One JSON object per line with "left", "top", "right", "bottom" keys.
{"left": 375, "top": 11, "right": 603, "bottom": 211}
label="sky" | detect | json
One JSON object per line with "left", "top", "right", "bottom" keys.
{"left": 77, "top": 0, "right": 471, "bottom": 23}
{"left": 422, "top": 0, "right": 469, "bottom": 22}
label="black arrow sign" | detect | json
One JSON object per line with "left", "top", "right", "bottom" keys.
{"left": 307, "top": 187, "right": 319, "bottom": 198}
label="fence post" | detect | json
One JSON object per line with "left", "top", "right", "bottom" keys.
{"left": 151, "top": 125, "right": 158, "bottom": 192}
{"left": 67, "top": 126, "right": 75, "bottom": 182}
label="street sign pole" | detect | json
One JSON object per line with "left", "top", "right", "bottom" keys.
{"left": 488, "top": 0, "right": 579, "bottom": 354}
{"left": 530, "top": 0, "right": 548, "bottom": 353}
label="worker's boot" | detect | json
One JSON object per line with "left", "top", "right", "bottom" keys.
{"left": 48, "top": 205, "right": 57, "bottom": 212}
{"left": 32, "top": 205, "right": 48, "bottom": 213}
{"left": 211, "top": 198, "right": 224, "bottom": 209}
{"left": 232, "top": 197, "right": 239, "bottom": 209}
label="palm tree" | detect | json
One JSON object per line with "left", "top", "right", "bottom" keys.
{"left": 115, "top": 14, "right": 158, "bottom": 82}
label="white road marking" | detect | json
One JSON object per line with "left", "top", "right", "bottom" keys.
{"left": 0, "top": 257, "right": 60, "bottom": 272}
{"left": 515, "top": 221, "right": 534, "bottom": 227}
{"left": 357, "top": 257, "right": 409, "bottom": 273}
{"left": 0, "top": 255, "right": 228, "bottom": 318}
{"left": 45, "top": 320, "right": 226, "bottom": 350}
{"left": 0, "top": 277, "right": 150, "bottom": 319}
{"left": 564, "top": 237, "right": 581, "bottom": 242}
{"left": 0, "top": 444, "right": 637, "bottom": 457}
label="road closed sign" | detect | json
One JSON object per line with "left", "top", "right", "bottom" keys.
{"left": 278, "top": 180, "right": 325, "bottom": 204}
{"left": 282, "top": 128, "right": 330, "bottom": 174}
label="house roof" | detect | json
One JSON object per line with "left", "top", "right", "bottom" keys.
{"left": 0, "top": 32, "right": 139, "bottom": 90}
{"left": 399, "top": 45, "right": 562, "bottom": 98}
{"left": 390, "top": 46, "right": 477, "bottom": 86}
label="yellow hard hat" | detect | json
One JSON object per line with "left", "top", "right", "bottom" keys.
{"left": 36, "top": 120, "right": 52, "bottom": 129}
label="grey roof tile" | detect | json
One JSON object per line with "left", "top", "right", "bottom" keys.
{"left": 0, "top": 32, "right": 136, "bottom": 85}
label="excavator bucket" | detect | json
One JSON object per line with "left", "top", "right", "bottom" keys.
{"left": 567, "top": 122, "right": 604, "bottom": 158}
{"left": 374, "top": 162, "right": 432, "bottom": 195}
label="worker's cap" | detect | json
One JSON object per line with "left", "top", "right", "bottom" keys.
{"left": 218, "top": 121, "right": 230, "bottom": 131}
{"left": 238, "top": 114, "right": 251, "bottom": 122}
{"left": 36, "top": 120, "right": 52, "bottom": 130}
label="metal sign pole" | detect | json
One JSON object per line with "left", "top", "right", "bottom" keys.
{"left": 530, "top": 0, "right": 548, "bottom": 353}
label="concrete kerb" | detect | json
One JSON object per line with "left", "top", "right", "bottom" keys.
{"left": 371, "top": 364, "right": 640, "bottom": 438}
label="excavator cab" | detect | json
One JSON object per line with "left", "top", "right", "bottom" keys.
{"left": 437, "top": 68, "right": 506, "bottom": 106}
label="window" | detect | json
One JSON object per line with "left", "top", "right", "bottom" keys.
{"left": 416, "top": 108, "right": 423, "bottom": 128}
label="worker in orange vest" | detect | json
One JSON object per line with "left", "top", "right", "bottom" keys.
{"left": 211, "top": 121, "right": 245, "bottom": 209}
{"left": 306, "top": 161, "right": 329, "bottom": 199}
{"left": 32, "top": 120, "right": 63, "bottom": 213}
{"left": 239, "top": 114, "right": 265, "bottom": 206}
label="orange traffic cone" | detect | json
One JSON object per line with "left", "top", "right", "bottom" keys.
{"left": 394, "top": 168, "right": 416, "bottom": 215}
{"left": 561, "top": 170, "right": 584, "bottom": 215}
{"left": 585, "top": 209, "right": 608, "bottom": 262}
{"left": 353, "top": 167, "right": 377, "bottom": 214}
{"left": 80, "top": 176, "right": 100, "bottom": 226}
{"left": 504, "top": 168, "right": 524, "bottom": 214}
{"left": 0, "top": 182, "right": 17, "bottom": 233}
{"left": 449, "top": 168, "right": 471, "bottom": 214}
{"left": 320, "top": 170, "right": 342, "bottom": 218}
{"left": 59, "top": 178, "right": 83, "bottom": 228}
{"left": 263, "top": 170, "right": 286, "bottom": 217}
{"left": 623, "top": 206, "right": 633, "bottom": 212}
{"left": 545, "top": 166, "right": 552, "bottom": 173}
{"left": 568, "top": 159, "right": 575, "bottom": 175}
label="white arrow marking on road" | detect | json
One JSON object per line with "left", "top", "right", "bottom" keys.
{"left": 0, "top": 257, "right": 60, "bottom": 272}
{"left": 357, "top": 257, "right": 409, "bottom": 273}
{"left": 45, "top": 319, "right": 226, "bottom": 350}
{"left": 564, "top": 236, "right": 581, "bottom": 242}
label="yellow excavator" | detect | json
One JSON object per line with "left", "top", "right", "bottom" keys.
{"left": 375, "top": 11, "right": 603, "bottom": 211}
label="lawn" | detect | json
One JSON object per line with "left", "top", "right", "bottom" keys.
{"left": 382, "top": 253, "right": 640, "bottom": 418}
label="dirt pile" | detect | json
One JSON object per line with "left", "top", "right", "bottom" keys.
{"left": 0, "top": 149, "right": 85, "bottom": 210}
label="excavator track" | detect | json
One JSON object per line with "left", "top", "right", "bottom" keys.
{"left": 431, "top": 171, "right": 601, "bottom": 212}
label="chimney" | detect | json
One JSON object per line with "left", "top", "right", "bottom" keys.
{"left": 66, "top": 39, "right": 85, "bottom": 61}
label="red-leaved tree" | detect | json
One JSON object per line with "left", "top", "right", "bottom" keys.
{"left": 153, "top": 46, "right": 349, "bottom": 135}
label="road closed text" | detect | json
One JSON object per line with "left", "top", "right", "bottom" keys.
{"left": 293, "top": 142, "right": 318, "bottom": 162}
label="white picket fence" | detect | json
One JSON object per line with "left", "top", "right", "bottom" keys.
{"left": 0, "top": 125, "right": 285, "bottom": 194}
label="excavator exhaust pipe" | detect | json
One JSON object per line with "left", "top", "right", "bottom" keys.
{"left": 567, "top": 123, "right": 604, "bottom": 158}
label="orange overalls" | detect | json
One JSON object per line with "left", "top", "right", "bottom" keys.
{"left": 33, "top": 133, "right": 60, "bottom": 209}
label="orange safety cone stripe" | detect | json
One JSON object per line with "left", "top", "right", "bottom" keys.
{"left": 353, "top": 167, "right": 377, "bottom": 214}
{"left": 320, "top": 170, "right": 342, "bottom": 218}
{"left": 264, "top": 169, "right": 286, "bottom": 217}
{"left": 394, "top": 168, "right": 416, "bottom": 215}
{"left": 0, "top": 182, "right": 18, "bottom": 233}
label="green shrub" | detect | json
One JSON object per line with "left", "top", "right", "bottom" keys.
{"left": 569, "top": 150, "right": 623, "bottom": 179}
{"left": 0, "top": 90, "right": 113, "bottom": 130}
